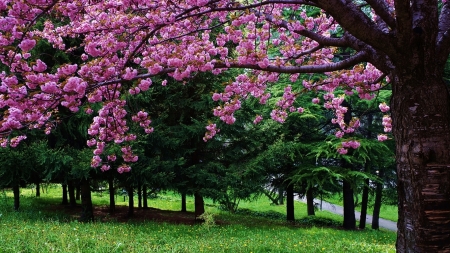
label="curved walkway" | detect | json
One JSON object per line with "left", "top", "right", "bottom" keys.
{"left": 297, "top": 198, "right": 397, "bottom": 232}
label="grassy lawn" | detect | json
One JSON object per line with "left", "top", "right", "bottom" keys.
{"left": 322, "top": 194, "right": 398, "bottom": 222}
{"left": 0, "top": 186, "right": 396, "bottom": 253}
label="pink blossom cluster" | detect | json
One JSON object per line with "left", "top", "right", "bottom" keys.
{"left": 338, "top": 140, "right": 361, "bottom": 155}
{"left": 379, "top": 102, "right": 390, "bottom": 112}
{"left": 203, "top": 123, "right": 220, "bottom": 142}
{"left": 117, "top": 164, "right": 131, "bottom": 174}
{"left": 132, "top": 110, "right": 154, "bottom": 134}
{"left": 270, "top": 86, "right": 304, "bottom": 123}
{"left": 324, "top": 95, "right": 359, "bottom": 135}
{"left": 382, "top": 115, "right": 392, "bottom": 132}
{"left": 0, "top": 0, "right": 396, "bottom": 161}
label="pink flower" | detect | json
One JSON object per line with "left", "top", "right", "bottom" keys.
{"left": 337, "top": 148, "right": 348, "bottom": 155}
{"left": 253, "top": 115, "right": 263, "bottom": 124}
{"left": 379, "top": 102, "right": 390, "bottom": 112}
{"left": 138, "top": 79, "right": 152, "bottom": 91}
{"left": 33, "top": 59, "right": 47, "bottom": 72}
{"left": 18, "top": 39, "right": 36, "bottom": 52}
{"left": 100, "top": 164, "right": 110, "bottom": 172}
{"left": 335, "top": 131, "right": 344, "bottom": 138}
{"left": 377, "top": 134, "right": 388, "bottom": 142}
{"left": 312, "top": 97, "right": 320, "bottom": 104}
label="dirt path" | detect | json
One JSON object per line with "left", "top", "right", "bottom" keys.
{"left": 297, "top": 198, "right": 397, "bottom": 232}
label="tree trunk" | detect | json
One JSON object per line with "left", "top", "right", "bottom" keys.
{"left": 108, "top": 177, "right": 115, "bottom": 214}
{"left": 359, "top": 178, "right": 370, "bottom": 229}
{"left": 79, "top": 179, "right": 94, "bottom": 222}
{"left": 286, "top": 183, "right": 295, "bottom": 222}
{"left": 127, "top": 186, "right": 134, "bottom": 217}
{"left": 35, "top": 182, "right": 40, "bottom": 197}
{"left": 194, "top": 192, "right": 205, "bottom": 219}
{"left": 342, "top": 179, "right": 356, "bottom": 229}
{"left": 137, "top": 183, "right": 142, "bottom": 209}
{"left": 278, "top": 187, "right": 284, "bottom": 205}
{"left": 68, "top": 181, "right": 76, "bottom": 207}
{"left": 181, "top": 192, "right": 187, "bottom": 212}
{"left": 143, "top": 184, "right": 148, "bottom": 209}
{"left": 392, "top": 73, "right": 450, "bottom": 252}
{"left": 61, "top": 183, "right": 68, "bottom": 205}
{"left": 306, "top": 187, "right": 315, "bottom": 216}
{"left": 75, "top": 184, "right": 81, "bottom": 200}
{"left": 372, "top": 170, "right": 384, "bottom": 230}
{"left": 13, "top": 183, "right": 19, "bottom": 211}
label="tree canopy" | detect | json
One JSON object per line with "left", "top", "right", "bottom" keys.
{"left": 2, "top": 1, "right": 450, "bottom": 252}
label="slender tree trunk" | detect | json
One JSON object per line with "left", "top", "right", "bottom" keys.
{"left": 13, "top": 183, "right": 19, "bottom": 211}
{"left": 143, "top": 184, "right": 148, "bottom": 209}
{"left": 75, "top": 184, "right": 81, "bottom": 201}
{"left": 392, "top": 73, "right": 450, "bottom": 252}
{"left": 137, "top": 183, "right": 142, "bottom": 209}
{"left": 306, "top": 187, "right": 315, "bottom": 216}
{"left": 61, "top": 183, "right": 68, "bottom": 205}
{"left": 360, "top": 114, "right": 373, "bottom": 229}
{"left": 286, "top": 183, "right": 295, "bottom": 222}
{"left": 359, "top": 178, "right": 370, "bottom": 229}
{"left": 127, "top": 186, "right": 134, "bottom": 217}
{"left": 108, "top": 177, "right": 115, "bottom": 214}
{"left": 35, "top": 182, "right": 40, "bottom": 197}
{"left": 79, "top": 179, "right": 94, "bottom": 222}
{"left": 181, "top": 192, "right": 187, "bottom": 212}
{"left": 194, "top": 192, "right": 205, "bottom": 219}
{"left": 343, "top": 179, "right": 356, "bottom": 229}
{"left": 278, "top": 187, "right": 284, "bottom": 205}
{"left": 372, "top": 170, "right": 384, "bottom": 230}
{"left": 68, "top": 181, "right": 76, "bottom": 207}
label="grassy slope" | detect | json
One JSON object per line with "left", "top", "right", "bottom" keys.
{"left": 0, "top": 186, "right": 396, "bottom": 253}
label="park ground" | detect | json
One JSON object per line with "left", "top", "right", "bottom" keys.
{"left": 0, "top": 185, "right": 396, "bottom": 253}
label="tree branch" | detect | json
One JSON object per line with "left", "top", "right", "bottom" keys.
{"left": 88, "top": 51, "right": 368, "bottom": 91}
{"left": 259, "top": 12, "right": 350, "bottom": 47}
{"left": 365, "top": 0, "right": 396, "bottom": 29}
{"left": 220, "top": 51, "right": 367, "bottom": 73}
{"left": 437, "top": 3, "right": 450, "bottom": 65}
{"left": 393, "top": 0, "right": 413, "bottom": 48}
{"left": 313, "top": 0, "right": 396, "bottom": 56}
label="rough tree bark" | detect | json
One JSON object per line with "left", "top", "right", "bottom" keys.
{"left": 392, "top": 73, "right": 450, "bottom": 252}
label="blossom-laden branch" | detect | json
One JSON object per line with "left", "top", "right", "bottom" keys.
{"left": 0, "top": 0, "right": 414, "bottom": 171}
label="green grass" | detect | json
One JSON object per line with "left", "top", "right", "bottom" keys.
{"left": 0, "top": 186, "right": 396, "bottom": 253}
{"left": 323, "top": 194, "right": 398, "bottom": 222}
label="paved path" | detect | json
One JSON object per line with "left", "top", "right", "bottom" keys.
{"left": 297, "top": 197, "right": 397, "bottom": 232}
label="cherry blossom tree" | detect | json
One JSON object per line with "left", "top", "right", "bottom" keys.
{"left": 1, "top": 0, "right": 450, "bottom": 251}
